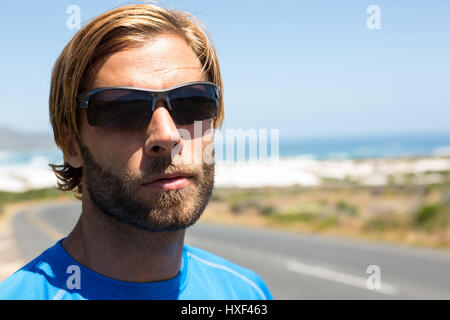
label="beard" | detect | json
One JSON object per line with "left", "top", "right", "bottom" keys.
{"left": 79, "top": 142, "right": 215, "bottom": 232}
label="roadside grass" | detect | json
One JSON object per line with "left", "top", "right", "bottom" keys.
{"left": 0, "top": 188, "right": 73, "bottom": 216}
{"left": 210, "top": 184, "right": 450, "bottom": 249}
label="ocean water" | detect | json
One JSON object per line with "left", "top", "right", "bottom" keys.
{"left": 213, "top": 131, "right": 450, "bottom": 162}
{"left": 0, "top": 149, "right": 62, "bottom": 166}
{"left": 0, "top": 132, "right": 449, "bottom": 191}
{"left": 278, "top": 132, "right": 450, "bottom": 160}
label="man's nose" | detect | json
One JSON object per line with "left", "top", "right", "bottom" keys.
{"left": 144, "top": 99, "right": 183, "bottom": 157}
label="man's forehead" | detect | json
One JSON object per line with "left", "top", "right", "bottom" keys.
{"left": 91, "top": 34, "right": 205, "bottom": 89}
{"left": 96, "top": 65, "right": 205, "bottom": 89}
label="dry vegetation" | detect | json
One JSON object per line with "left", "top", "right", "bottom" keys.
{"left": 201, "top": 182, "right": 450, "bottom": 250}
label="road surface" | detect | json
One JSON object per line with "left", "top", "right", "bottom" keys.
{"left": 6, "top": 200, "right": 450, "bottom": 299}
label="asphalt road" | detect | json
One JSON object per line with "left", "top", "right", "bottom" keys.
{"left": 10, "top": 200, "right": 450, "bottom": 299}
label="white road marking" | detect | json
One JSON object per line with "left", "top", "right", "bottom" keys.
{"left": 284, "top": 260, "right": 399, "bottom": 296}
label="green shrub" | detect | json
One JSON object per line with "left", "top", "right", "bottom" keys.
{"left": 267, "top": 207, "right": 339, "bottom": 230}
{"left": 314, "top": 216, "right": 339, "bottom": 230}
{"left": 412, "top": 203, "right": 449, "bottom": 231}
{"left": 336, "top": 200, "right": 359, "bottom": 216}
{"left": 259, "top": 205, "right": 275, "bottom": 215}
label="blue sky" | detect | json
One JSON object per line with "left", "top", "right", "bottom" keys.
{"left": 0, "top": 0, "right": 449, "bottom": 138}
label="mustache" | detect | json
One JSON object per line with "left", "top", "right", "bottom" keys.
{"left": 136, "top": 155, "right": 201, "bottom": 183}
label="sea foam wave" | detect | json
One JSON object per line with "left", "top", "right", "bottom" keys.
{"left": 1, "top": 156, "right": 449, "bottom": 192}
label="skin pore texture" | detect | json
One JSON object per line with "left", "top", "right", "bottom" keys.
{"left": 61, "top": 33, "right": 216, "bottom": 282}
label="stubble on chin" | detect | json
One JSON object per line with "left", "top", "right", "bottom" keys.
{"left": 80, "top": 142, "right": 215, "bottom": 232}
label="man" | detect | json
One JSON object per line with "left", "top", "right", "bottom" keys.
{"left": 0, "top": 4, "right": 272, "bottom": 300}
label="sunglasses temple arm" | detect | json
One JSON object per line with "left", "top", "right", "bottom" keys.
{"left": 77, "top": 93, "right": 90, "bottom": 108}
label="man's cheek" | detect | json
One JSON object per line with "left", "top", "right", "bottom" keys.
{"left": 202, "top": 141, "right": 215, "bottom": 165}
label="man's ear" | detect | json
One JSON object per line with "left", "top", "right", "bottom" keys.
{"left": 63, "top": 125, "right": 84, "bottom": 169}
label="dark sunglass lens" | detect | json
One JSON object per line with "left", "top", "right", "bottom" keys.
{"left": 168, "top": 84, "right": 218, "bottom": 125}
{"left": 87, "top": 89, "right": 152, "bottom": 129}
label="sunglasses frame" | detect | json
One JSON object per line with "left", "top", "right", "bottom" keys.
{"left": 77, "top": 81, "right": 220, "bottom": 126}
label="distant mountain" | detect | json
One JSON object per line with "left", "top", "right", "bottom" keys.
{"left": 0, "top": 127, "right": 58, "bottom": 151}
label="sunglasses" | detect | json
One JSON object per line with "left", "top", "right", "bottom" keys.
{"left": 77, "top": 81, "right": 220, "bottom": 130}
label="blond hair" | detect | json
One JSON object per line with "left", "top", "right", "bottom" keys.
{"left": 49, "top": 3, "right": 224, "bottom": 196}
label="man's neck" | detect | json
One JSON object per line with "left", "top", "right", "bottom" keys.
{"left": 61, "top": 197, "right": 185, "bottom": 283}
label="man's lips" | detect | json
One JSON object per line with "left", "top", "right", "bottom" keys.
{"left": 141, "top": 173, "right": 193, "bottom": 191}
{"left": 142, "top": 172, "right": 192, "bottom": 185}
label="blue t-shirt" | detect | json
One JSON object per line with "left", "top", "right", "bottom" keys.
{"left": 0, "top": 239, "right": 272, "bottom": 300}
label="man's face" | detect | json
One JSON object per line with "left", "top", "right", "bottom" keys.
{"left": 77, "top": 33, "right": 215, "bottom": 232}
